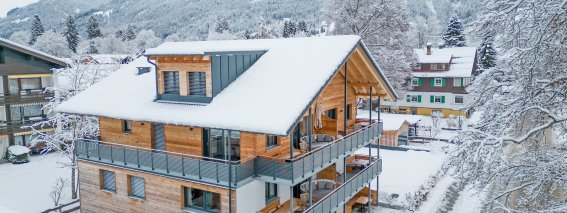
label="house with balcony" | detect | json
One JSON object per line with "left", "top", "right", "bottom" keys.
{"left": 382, "top": 44, "right": 478, "bottom": 118}
{"left": 57, "top": 35, "right": 397, "bottom": 213}
{"left": 0, "top": 38, "right": 67, "bottom": 157}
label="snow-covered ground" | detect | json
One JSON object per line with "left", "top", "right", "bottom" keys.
{"left": 0, "top": 153, "right": 73, "bottom": 213}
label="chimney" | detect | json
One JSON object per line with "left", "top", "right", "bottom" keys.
{"left": 426, "top": 42, "right": 432, "bottom": 55}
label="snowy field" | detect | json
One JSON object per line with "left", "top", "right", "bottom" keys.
{"left": 0, "top": 153, "right": 73, "bottom": 213}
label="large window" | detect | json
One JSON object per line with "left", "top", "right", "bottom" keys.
{"left": 20, "top": 78, "right": 41, "bottom": 91}
{"left": 101, "top": 170, "right": 116, "bottom": 192}
{"left": 324, "top": 108, "right": 337, "bottom": 120}
{"left": 129, "top": 176, "right": 145, "bottom": 199}
{"left": 183, "top": 187, "right": 221, "bottom": 212}
{"left": 163, "top": 71, "right": 180, "bottom": 94}
{"left": 265, "top": 183, "right": 278, "bottom": 202}
{"left": 266, "top": 135, "right": 278, "bottom": 149}
{"left": 189, "top": 72, "right": 206, "bottom": 96}
{"left": 204, "top": 129, "right": 240, "bottom": 160}
{"left": 455, "top": 96, "right": 464, "bottom": 104}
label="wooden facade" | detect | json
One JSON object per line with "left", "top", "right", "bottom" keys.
{"left": 154, "top": 56, "right": 213, "bottom": 97}
{"left": 379, "top": 122, "right": 409, "bottom": 147}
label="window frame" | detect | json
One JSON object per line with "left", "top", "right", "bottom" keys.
{"left": 434, "top": 96, "right": 443, "bottom": 103}
{"left": 410, "top": 78, "right": 419, "bottom": 86}
{"left": 346, "top": 104, "right": 352, "bottom": 120}
{"left": 324, "top": 108, "right": 337, "bottom": 120}
{"left": 453, "top": 78, "right": 462, "bottom": 86}
{"left": 101, "top": 170, "right": 116, "bottom": 192}
{"left": 265, "top": 183, "right": 278, "bottom": 203}
{"left": 266, "top": 135, "right": 278, "bottom": 150}
{"left": 188, "top": 71, "right": 207, "bottom": 96}
{"left": 433, "top": 78, "right": 443, "bottom": 87}
{"left": 162, "top": 71, "right": 180, "bottom": 94}
{"left": 122, "top": 120, "right": 132, "bottom": 133}
{"left": 410, "top": 95, "right": 419, "bottom": 102}
{"left": 183, "top": 187, "right": 221, "bottom": 212}
{"left": 128, "top": 175, "right": 145, "bottom": 199}
{"left": 454, "top": 95, "right": 464, "bottom": 104}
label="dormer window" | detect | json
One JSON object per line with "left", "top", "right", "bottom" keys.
{"left": 188, "top": 72, "right": 206, "bottom": 96}
{"left": 163, "top": 71, "right": 180, "bottom": 94}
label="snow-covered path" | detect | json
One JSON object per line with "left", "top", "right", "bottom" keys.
{"left": 0, "top": 153, "right": 73, "bottom": 213}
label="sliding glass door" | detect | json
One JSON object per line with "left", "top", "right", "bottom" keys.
{"left": 203, "top": 129, "right": 240, "bottom": 161}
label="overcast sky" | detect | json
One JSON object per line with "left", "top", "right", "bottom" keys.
{"left": 0, "top": 0, "right": 40, "bottom": 18}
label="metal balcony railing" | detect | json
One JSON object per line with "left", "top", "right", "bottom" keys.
{"left": 255, "top": 122, "right": 382, "bottom": 185}
{"left": 304, "top": 158, "right": 382, "bottom": 213}
{"left": 76, "top": 139, "right": 255, "bottom": 188}
{"left": 0, "top": 118, "right": 53, "bottom": 134}
{"left": 0, "top": 91, "right": 53, "bottom": 105}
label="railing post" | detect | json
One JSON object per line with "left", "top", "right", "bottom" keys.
{"left": 123, "top": 148, "right": 127, "bottom": 166}
{"left": 85, "top": 141, "right": 89, "bottom": 159}
{"left": 110, "top": 145, "right": 114, "bottom": 163}
{"left": 181, "top": 157, "right": 185, "bottom": 176}
{"left": 273, "top": 160, "right": 276, "bottom": 180}
{"left": 97, "top": 142, "right": 101, "bottom": 161}
{"left": 216, "top": 163, "right": 219, "bottom": 183}
{"left": 151, "top": 152, "right": 154, "bottom": 170}
{"left": 166, "top": 154, "right": 169, "bottom": 173}
{"left": 136, "top": 149, "right": 140, "bottom": 168}
{"left": 199, "top": 160, "right": 202, "bottom": 179}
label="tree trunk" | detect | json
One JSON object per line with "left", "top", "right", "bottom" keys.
{"left": 71, "top": 154, "right": 77, "bottom": 199}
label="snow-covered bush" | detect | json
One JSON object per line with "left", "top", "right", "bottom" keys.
{"left": 405, "top": 164, "right": 449, "bottom": 211}
{"left": 7, "top": 145, "right": 31, "bottom": 164}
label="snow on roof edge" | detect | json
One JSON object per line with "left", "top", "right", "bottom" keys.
{"left": 0, "top": 37, "right": 67, "bottom": 66}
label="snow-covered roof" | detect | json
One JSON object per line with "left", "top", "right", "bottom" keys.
{"left": 357, "top": 110, "right": 424, "bottom": 131}
{"left": 0, "top": 37, "right": 67, "bottom": 66}
{"left": 82, "top": 54, "right": 132, "bottom": 64}
{"left": 413, "top": 47, "right": 477, "bottom": 78}
{"left": 57, "top": 36, "right": 396, "bottom": 135}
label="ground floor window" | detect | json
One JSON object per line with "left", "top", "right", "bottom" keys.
{"left": 265, "top": 183, "right": 278, "bottom": 202}
{"left": 454, "top": 96, "right": 464, "bottom": 104}
{"left": 129, "top": 176, "right": 145, "bottom": 199}
{"left": 183, "top": 187, "right": 221, "bottom": 212}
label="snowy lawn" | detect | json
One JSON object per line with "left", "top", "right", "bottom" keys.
{"left": 0, "top": 153, "right": 73, "bottom": 213}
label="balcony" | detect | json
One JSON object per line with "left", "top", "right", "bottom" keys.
{"left": 76, "top": 139, "right": 255, "bottom": 189}
{"left": 303, "top": 158, "right": 381, "bottom": 213}
{"left": 255, "top": 121, "right": 382, "bottom": 185}
{"left": 0, "top": 91, "right": 54, "bottom": 105}
{"left": 0, "top": 118, "right": 53, "bottom": 134}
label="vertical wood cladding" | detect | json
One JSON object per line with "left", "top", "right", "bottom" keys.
{"left": 78, "top": 161, "right": 236, "bottom": 213}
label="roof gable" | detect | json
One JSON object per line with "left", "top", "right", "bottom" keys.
{"left": 57, "top": 36, "right": 397, "bottom": 135}
{"left": 0, "top": 38, "right": 67, "bottom": 66}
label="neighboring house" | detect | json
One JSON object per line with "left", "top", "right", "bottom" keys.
{"left": 57, "top": 36, "right": 397, "bottom": 213}
{"left": 357, "top": 111, "right": 423, "bottom": 147}
{"left": 383, "top": 44, "right": 478, "bottom": 117}
{"left": 80, "top": 54, "right": 134, "bottom": 65}
{"left": 0, "top": 38, "right": 67, "bottom": 158}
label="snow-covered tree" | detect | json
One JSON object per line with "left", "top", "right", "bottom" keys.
{"left": 86, "top": 16, "right": 102, "bottom": 40}
{"left": 451, "top": 0, "right": 567, "bottom": 211}
{"left": 9, "top": 31, "right": 30, "bottom": 46}
{"left": 124, "top": 24, "right": 136, "bottom": 41}
{"left": 131, "top": 30, "right": 162, "bottom": 53}
{"left": 251, "top": 18, "right": 279, "bottom": 39}
{"left": 442, "top": 16, "right": 466, "bottom": 47}
{"left": 164, "top": 33, "right": 182, "bottom": 42}
{"left": 478, "top": 32, "right": 497, "bottom": 70}
{"left": 214, "top": 17, "right": 230, "bottom": 34}
{"left": 64, "top": 15, "right": 79, "bottom": 53}
{"left": 33, "top": 31, "right": 71, "bottom": 57}
{"left": 98, "top": 35, "right": 128, "bottom": 54}
{"left": 29, "top": 14, "right": 44, "bottom": 45}
{"left": 325, "top": 0, "right": 417, "bottom": 93}
{"left": 86, "top": 40, "right": 99, "bottom": 54}
{"left": 282, "top": 20, "right": 297, "bottom": 38}
{"left": 28, "top": 53, "right": 120, "bottom": 200}
{"left": 297, "top": 20, "right": 308, "bottom": 34}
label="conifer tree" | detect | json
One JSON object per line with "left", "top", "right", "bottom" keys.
{"left": 115, "top": 30, "right": 124, "bottom": 41}
{"left": 86, "top": 40, "right": 98, "bottom": 54}
{"left": 124, "top": 25, "right": 136, "bottom": 41}
{"left": 214, "top": 17, "right": 229, "bottom": 34}
{"left": 64, "top": 15, "right": 79, "bottom": 53}
{"left": 297, "top": 21, "right": 308, "bottom": 33}
{"left": 86, "top": 16, "right": 102, "bottom": 40}
{"left": 29, "top": 14, "right": 45, "bottom": 45}
{"left": 478, "top": 32, "right": 497, "bottom": 69}
{"left": 282, "top": 20, "right": 297, "bottom": 38}
{"left": 442, "top": 16, "right": 466, "bottom": 47}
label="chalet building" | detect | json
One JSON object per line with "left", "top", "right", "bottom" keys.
{"left": 383, "top": 44, "right": 478, "bottom": 118}
{"left": 57, "top": 36, "right": 397, "bottom": 213}
{"left": 0, "top": 38, "right": 66, "bottom": 157}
